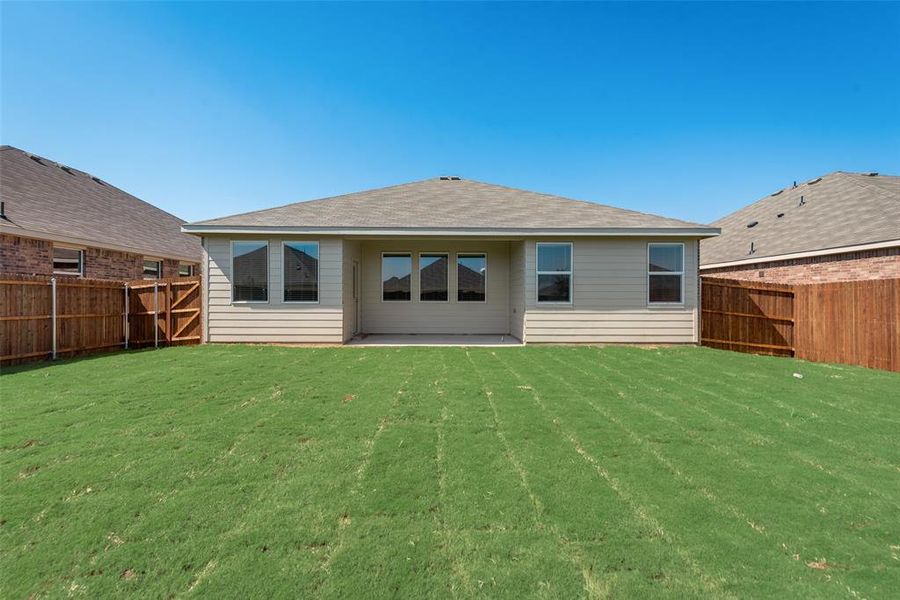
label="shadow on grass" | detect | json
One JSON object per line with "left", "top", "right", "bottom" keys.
{"left": 1, "top": 347, "right": 171, "bottom": 376}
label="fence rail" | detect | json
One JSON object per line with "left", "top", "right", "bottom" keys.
{"left": 701, "top": 278, "right": 795, "bottom": 356}
{"left": 794, "top": 278, "right": 898, "bottom": 372}
{"left": 701, "top": 276, "right": 899, "bottom": 372}
{"left": 1, "top": 274, "right": 201, "bottom": 365}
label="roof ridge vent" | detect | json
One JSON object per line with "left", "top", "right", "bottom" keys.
{"left": 439, "top": 175, "right": 461, "bottom": 181}
{"left": 91, "top": 175, "right": 106, "bottom": 186}
{"left": 27, "top": 154, "right": 46, "bottom": 166}
{"left": 865, "top": 172, "right": 878, "bottom": 176}
{"left": 59, "top": 165, "right": 76, "bottom": 176}
{"left": 770, "top": 190, "right": 783, "bottom": 196}
{"left": 807, "top": 177, "right": 822, "bottom": 185}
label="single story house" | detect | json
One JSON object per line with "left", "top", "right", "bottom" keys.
{"left": 182, "top": 177, "right": 720, "bottom": 344}
{"left": 0, "top": 145, "right": 201, "bottom": 280}
{"left": 700, "top": 171, "right": 900, "bottom": 283}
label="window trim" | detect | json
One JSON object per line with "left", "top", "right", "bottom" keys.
{"left": 142, "top": 257, "right": 163, "bottom": 280}
{"left": 281, "top": 240, "right": 320, "bottom": 304}
{"left": 178, "top": 263, "right": 194, "bottom": 277}
{"left": 381, "top": 252, "right": 413, "bottom": 303}
{"left": 647, "top": 242, "right": 685, "bottom": 306}
{"left": 231, "top": 240, "right": 270, "bottom": 304}
{"left": 52, "top": 244, "right": 84, "bottom": 277}
{"left": 535, "top": 242, "right": 574, "bottom": 305}
{"left": 418, "top": 251, "right": 450, "bottom": 303}
{"left": 456, "top": 252, "right": 488, "bottom": 303}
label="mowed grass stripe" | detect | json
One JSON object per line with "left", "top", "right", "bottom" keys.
{"left": 464, "top": 349, "right": 607, "bottom": 598}
{"left": 658, "top": 347, "right": 900, "bottom": 440}
{"left": 3, "top": 345, "right": 899, "bottom": 599}
{"left": 310, "top": 349, "right": 423, "bottom": 597}
{"left": 318, "top": 349, "right": 476, "bottom": 599}
{"left": 601, "top": 346, "right": 900, "bottom": 491}
{"left": 436, "top": 350, "right": 588, "bottom": 598}
{"left": 571, "top": 346, "right": 900, "bottom": 507}
{"left": 483, "top": 350, "right": 736, "bottom": 598}
{"left": 555, "top": 346, "right": 898, "bottom": 597}
{"left": 673, "top": 345, "right": 900, "bottom": 423}
{"left": 4, "top": 347, "right": 370, "bottom": 598}
{"left": 186, "top": 348, "right": 407, "bottom": 597}
{"left": 469, "top": 349, "right": 731, "bottom": 598}
{"left": 510, "top": 348, "right": 860, "bottom": 599}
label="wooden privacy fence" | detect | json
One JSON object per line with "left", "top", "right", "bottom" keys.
{"left": 1, "top": 274, "right": 201, "bottom": 365}
{"left": 701, "top": 278, "right": 796, "bottom": 356}
{"left": 701, "top": 276, "right": 900, "bottom": 371}
{"left": 793, "top": 278, "right": 899, "bottom": 372}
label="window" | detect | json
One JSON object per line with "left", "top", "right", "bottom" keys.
{"left": 382, "top": 253, "right": 411, "bottom": 301}
{"left": 419, "top": 253, "right": 448, "bottom": 301}
{"left": 232, "top": 241, "right": 268, "bottom": 302}
{"left": 52, "top": 246, "right": 83, "bottom": 276}
{"left": 536, "top": 243, "right": 572, "bottom": 303}
{"left": 457, "top": 253, "right": 486, "bottom": 302}
{"left": 648, "top": 243, "right": 684, "bottom": 304}
{"left": 178, "top": 263, "right": 194, "bottom": 277}
{"left": 143, "top": 259, "right": 162, "bottom": 279}
{"left": 283, "top": 241, "right": 319, "bottom": 303}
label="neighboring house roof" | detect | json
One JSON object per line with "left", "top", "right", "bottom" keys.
{"left": 701, "top": 171, "right": 900, "bottom": 268}
{"left": 184, "top": 177, "right": 718, "bottom": 237}
{"left": 0, "top": 145, "right": 201, "bottom": 262}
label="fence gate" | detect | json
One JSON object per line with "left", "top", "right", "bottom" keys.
{"left": 126, "top": 278, "right": 202, "bottom": 347}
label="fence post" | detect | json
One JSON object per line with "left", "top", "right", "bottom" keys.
{"left": 166, "top": 282, "right": 173, "bottom": 344}
{"left": 50, "top": 277, "right": 57, "bottom": 360}
{"left": 124, "top": 283, "right": 129, "bottom": 350}
{"left": 154, "top": 282, "right": 159, "bottom": 348}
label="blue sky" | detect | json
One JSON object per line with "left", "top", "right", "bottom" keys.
{"left": 2, "top": 2, "right": 898, "bottom": 224}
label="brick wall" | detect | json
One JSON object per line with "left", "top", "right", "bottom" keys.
{"left": 702, "top": 247, "right": 900, "bottom": 284}
{"left": 83, "top": 246, "right": 143, "bottom": 279}
{"left": 1, "top": 233, "right": 199, "bottom": 280}
{"left": 0, "top": 234, "right": 53, "bottom": 275}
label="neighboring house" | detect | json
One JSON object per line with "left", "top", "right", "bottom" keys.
{"left": 182, "top": 177, "right": 719, "bottom": 344}
{"left": 700, "top": 172, "right": 900, "bottom": 283}
{"left": 0, "top": 145, "right": 201, "bottom": 280}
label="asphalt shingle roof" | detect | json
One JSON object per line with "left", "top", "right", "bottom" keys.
{"left": 700, "top": 172, "right": 900, "bottom": 266}
{"left": 189, "top": 177, "right": 714, "bottom": 232}
{"left": 0, "top": 145, "right": 201, "bottom": 261}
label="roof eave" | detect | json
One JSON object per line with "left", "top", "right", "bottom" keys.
{"left": 2, "top": 223, "right": 202, "bottom": 263}
{"left": 181, "top": 225, "right": 720, "bottom": 238}
{"left": 700, "top": 238, "right": 900, "bottom": 269}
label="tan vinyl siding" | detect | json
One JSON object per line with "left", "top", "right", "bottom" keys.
{"left": 509, "top": 240, "right": 525, "bottom": 341}
{"left": 360, "top": 239, "right": 509, "bottom": 334}
{"left": 524, "top": 237, "right": 699, "bottom": 343}
{"left": 205, "top": 235, "right": 343, "bottom": 343}
{"left": 342, "top": 239, "right": 361, "bottom": 341}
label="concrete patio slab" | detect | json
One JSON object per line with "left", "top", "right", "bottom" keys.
{"left": 346, "top": 334, "right": 522, "bottom": 347}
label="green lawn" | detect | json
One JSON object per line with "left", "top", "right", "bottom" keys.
{"left": 2, "top": 345, "right": 898, "bottom": 598}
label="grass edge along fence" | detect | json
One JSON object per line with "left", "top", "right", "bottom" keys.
{"left": 0, "top": 274, "right": 201, "bottom": 365}
{"left": 701, "top": 276, "right": 899, "bottom": 372}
